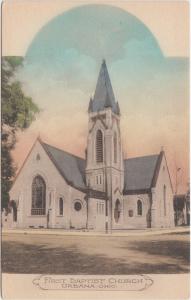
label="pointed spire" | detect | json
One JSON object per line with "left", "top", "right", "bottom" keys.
{"left": 88, "top": 97, "right": 93, "bottom": 113}
{"left": 92, "top": 59, "right": 116, "bottom": 113}
{"left": 104, "top": 90, "right": 112, "bottom": 108}
{"left": 102, "top": 58, "right": 106, "bottom": 67}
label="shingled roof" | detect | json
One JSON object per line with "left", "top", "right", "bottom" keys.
{"left": 12, "top": 135, "right": 164, "bottom": 196}
{"left": 41, "top": 142, "right": 87, "bottom": 192}
{"left": 123, "top": 153, "right": 162, "bottom": 194}
{"left": 90, "top": 60, "right": 120, "bottom": 114}
{"left": 42, "top": 141, "right": 163, "bottom": 195}
{"left": 41, "top": 142, "right": 109, "bottom": 198}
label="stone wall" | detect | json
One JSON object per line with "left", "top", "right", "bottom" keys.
{"left": 122, "top": 193, "right": 150, "bottom": 229}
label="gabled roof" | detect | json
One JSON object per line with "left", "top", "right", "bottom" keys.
{"left": 124, "top": 153, "right": 161, "bottom": 194}
{"left": 43, "top": 142, "right": 164, "bottom": 195}
{"left": 11, "top": 135, "right": 168, "bottom": 198}
{"left": 91, "top": 60, "right": 119, "bottom": 114}
{"left": 41, "top": 142, "right": 109, "bottom": 197}
{"left": 41, "top": 142, "right": 87, "bottom": 192}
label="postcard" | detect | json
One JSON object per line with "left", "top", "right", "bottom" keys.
{"left": 1, "top": 0, "right": 190, "bottom": 299}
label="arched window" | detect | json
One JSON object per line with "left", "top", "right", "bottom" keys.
{"left": 163, "top": 185, "right": 166, "bottom": 216}
{"left": 59, "top": 198, "right": 64, "bottom": 215}
{"left": 114, "top": 132, "right": 117, "bottom": 163}
{"left": 96, "top": 130, "right": 103, "bottom": 163}
{"left": 137, "top": 200, "right": 142, "bottom": 216}
{"left": 114, "top": 199, "right": 121, "bottom": 223}
{"left": 31, "top": 175, "right": 46, "bottom": 215}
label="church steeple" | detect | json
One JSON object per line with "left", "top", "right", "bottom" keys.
{"left": 86, "top": 60, "right": 124, "bottom": 232}
{"left": 90, "top": 59, "right": 119, "bottom": 114}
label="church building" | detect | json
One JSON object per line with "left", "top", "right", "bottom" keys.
{"left": 5, "top": 60, "right": 175, "bottom": 231}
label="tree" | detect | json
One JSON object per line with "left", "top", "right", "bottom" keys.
{"left": 1, "top": 56, "right": 39, "bottom": 209}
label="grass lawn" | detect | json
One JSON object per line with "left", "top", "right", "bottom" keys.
{"left": 2, "top": 231, "right": 190, "bottom": 274}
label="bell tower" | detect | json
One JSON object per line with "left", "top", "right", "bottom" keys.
{"left": 86, "top": 60, "right": 124, "bottom": 230}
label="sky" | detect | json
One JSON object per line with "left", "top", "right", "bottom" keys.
{"left": 2, "top": 1, "right": 189, "bottom": 193}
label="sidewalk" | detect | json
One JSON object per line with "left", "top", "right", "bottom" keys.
{"left": 2, "top": 226, "right": 190, "bottom": 237}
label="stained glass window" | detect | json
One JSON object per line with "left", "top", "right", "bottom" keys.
{"left": 137, "top": 200, "right": 142, "bottom": 216}
{"left": 31, "top": 175, "right": 46, "bottom": 215}
{"left": 59, "top": 198, "right": 64, "bottom": 215}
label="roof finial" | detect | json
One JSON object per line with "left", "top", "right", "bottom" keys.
{"left": 88, "top": 97, "right": 93, "bottom": 113}
{"left": 116, "top": 102, "right": 120, "bottom": 115}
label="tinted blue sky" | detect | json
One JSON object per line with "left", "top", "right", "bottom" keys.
{"left": 16, "top": 4, "right": 189, "bottom": 192}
